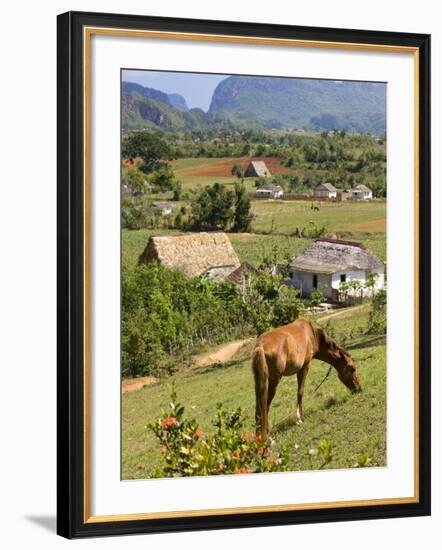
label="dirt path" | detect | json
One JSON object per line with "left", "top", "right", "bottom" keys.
{"left": 122, "top": 307, "right": 366, "bottom": 394}
{"left": 122, "top": 376, "right": 158, "bottom": 394}
{"left": 193, "top": 337, "right": 255, "bottom": 368}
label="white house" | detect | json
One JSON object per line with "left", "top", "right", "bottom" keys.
{"left": 287, "top": 238, "right": 384, "bottom": 301}
{"left": 314, "top": 182, "right": 337, "bottom": 199}
{"left": 153, "top": 202, "right": 173, "bottom": 216}
{"left": 255, "top": 184, "right": 284, "bottom": 199}
{"left": 351, "top": 184, "right": 373, "bottom": 200}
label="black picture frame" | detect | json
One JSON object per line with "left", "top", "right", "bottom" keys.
{"left": 57, "top": 10, "right": 431, "bottom": 539}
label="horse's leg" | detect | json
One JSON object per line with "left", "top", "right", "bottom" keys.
{"left": 296, "top": 364, "right": 309, "bottom": 423}
{"left": 266, "top": 373, "right": 280, "bottom": 434}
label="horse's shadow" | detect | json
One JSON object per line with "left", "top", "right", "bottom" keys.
{"left": 271, "top": 415, "right": 299, "bottom": 435}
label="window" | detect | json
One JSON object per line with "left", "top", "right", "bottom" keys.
{"left": 313, "top": 274, "right": 318, "bottom": 288}
{"left": 340, "top": 274, "right": 347, "bottom": 283}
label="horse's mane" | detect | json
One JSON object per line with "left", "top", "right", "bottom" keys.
{"left": 310, "top": 320, "right": 350, "bottom": 358}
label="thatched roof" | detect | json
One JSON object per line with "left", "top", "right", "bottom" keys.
{"left": 139, "top": 232, "right": 240, "bottom": 278}
{"left": 245, "top": 161, "right": 271, "bottom": 177}
{"left": 353, "top": 184, "right": 372, "bottom": 192}
{"left": 153, "top": 202, "right": 172, "bottom": 209}
{"left": 290, "top": 238, "right": 383, "bottom": 274}
{"left": 315, "top": 182, "right": 337, "bottom": 192}
{"left": 256, "top": 184, "right": 283, "bottom": 193}
{"left": 227, "top": 262, "right": 257, "bottom": 284}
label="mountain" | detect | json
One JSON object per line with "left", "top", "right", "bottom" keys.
{"left": 209, "top": 76, "right": 386, "bottom": 134}
{"left": 121, "top": 78, "right": 386, "bottom": 134}
{"left": 168, "top": 93, "right": 189, "bottom": 112}
{"left": 122, "top": 82, "right": 235, "bottom": 131}
{"left": 122, "top": 81, "right": 188, "bottom": 112}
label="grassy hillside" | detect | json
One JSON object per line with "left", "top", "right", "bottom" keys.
{"left": 122, "top": 305, "right": 386, "bottom": 479}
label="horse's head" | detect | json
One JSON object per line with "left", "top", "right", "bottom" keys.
{"left": 314, "top": 324, "right": 362, "bottom": 393}
{"left": 334, "top": 349, "right": 362, "bottom": 394}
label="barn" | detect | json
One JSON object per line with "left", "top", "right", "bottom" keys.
{"left": 287, "top": 238, "right": 385, "bottom": 300}
{"left": 245, "top": 160, "right": 271, "bottom": 178}
{"left": 138, "top": 232, "right": 241, "bottom": 278}
{"left": 314, "top": 182, "right": 337, "bottom": 199}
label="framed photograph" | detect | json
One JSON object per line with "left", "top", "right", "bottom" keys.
{"left": 57, "top": 11, "right": 431, "bottom": 538}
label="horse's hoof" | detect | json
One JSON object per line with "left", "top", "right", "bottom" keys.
{"left": 296, "top": 418, "right": 304, "bottom": 425}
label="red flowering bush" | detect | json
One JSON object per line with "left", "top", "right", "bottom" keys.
{"left": 148, "top": 387, "right": 289, "bottom": 477}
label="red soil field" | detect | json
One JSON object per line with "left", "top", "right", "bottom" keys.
{"left": 180, "top": 157, "right": 292, "bottom": 177}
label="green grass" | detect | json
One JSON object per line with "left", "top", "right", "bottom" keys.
{"left": 251, "top": 199, "right": 386, "bottom": 234}
{"left": 122, "top": 305, "right": 386, "bottom": 479}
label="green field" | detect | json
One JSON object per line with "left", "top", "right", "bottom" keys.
{"left": 122, "top": 198, "right": 386, "bottom": 268}
{"left": 122, "top": 305, "right": 386, "bottom": 479}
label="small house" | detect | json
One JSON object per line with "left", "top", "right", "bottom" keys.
{"left": 314, "top": 182, "right": 337, "bottom": 199}
{"left": 338, "top": 190, "right": 353, "bottom": 201}
{"left": 153, "top": 202, "right": 173, "bottom": 216}
{"left": 245, "top": 160, "right": 271, "bottom": 178}
{"left": 287, "top": 238, "right": 384, "bottom": 301}
{"left": 139, "top": 232, "right": 240, "bottom": 278}
{"left": 255, "top": 184, "right": 284, "bottom": 199}
{"left": 350, "top": 184, "right": 373, "bottom": 200}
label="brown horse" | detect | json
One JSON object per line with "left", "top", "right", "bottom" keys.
{"left": 252, "top": 318, "right": 362, "bottom": 438}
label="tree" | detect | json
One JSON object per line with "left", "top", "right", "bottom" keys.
{"left": 364, "top": 272, "right": 379, "bottom": 298}
{"left": 231, "top": 163, "right": 245, "bottom": 182}
{"left": 122, "top": 168, "right": 148, "bottom": 195}
{"left": 232, "top": 183, "right": 253, "bottom": 232}
{"left": 190, "top": 182, "right": 235, "bottom": 230}
{"left": 150, "top": 165, "right": 179, "bottom": 193}
{"left": 122, "top": 131, "right": 173, "bottom": 174}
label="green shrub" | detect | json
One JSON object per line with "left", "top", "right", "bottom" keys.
{"left": 367, "top": 289, "right": 387, "bottom": 334}
{"left": 148, "top": 388, "right": 289, "bottom": 477}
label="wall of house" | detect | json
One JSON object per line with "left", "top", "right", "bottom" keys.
{"left": 290, "top": 270, "right": 333, "bottom": 298}
{"left": 331, "top": 268, "right": 385, "bottom": 294}
{"left": 290, "top": 267, "right": 385, "bottom": 299}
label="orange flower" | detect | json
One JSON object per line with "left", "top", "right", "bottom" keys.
{"left": 161, "top": 445, "right": 168, "bottom": 455}
{"left": 254, "top": 434, "right": 262, "bottom": 443}
{"left": 241, "top": 431, "right": 254, "bottom": 441}
{"left": 235, "top": 467, "right": 251, "bottom": 474}
{"left": 194, "top": 429, "right": 204, "bottom": 439}
{"left": 162, "top": 417, "right": 178, "bottom": 429}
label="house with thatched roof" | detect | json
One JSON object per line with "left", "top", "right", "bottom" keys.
{"left": 255, "top": 184, "right": 284, "bottom": 199}
{"left": 314, "top": 182, "right": 337, "bottom": 199}
{"left": 138, "top": 232, "right": 240, "bottom": 278}
{"left": 245, "top": 160, "right": 271, "bottom": 178}
{"left": 350, "top": 184, "right": 373, "bottom": 200}
{"left": 288, "top": 238, "right": 384, "bottom": 300}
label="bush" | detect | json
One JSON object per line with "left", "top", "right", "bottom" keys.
{"left": 148, "top": 388, "right": 289, "bottom": 477}
{"left": 367, "top": 289, "right": 387, "bottom": 334}
{"left": 122, "top": 263, "right": 250, "bottom": 377}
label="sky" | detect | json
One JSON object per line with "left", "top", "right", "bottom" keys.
{"left": 122, "top": 70, "right": 227, "bottom": 111}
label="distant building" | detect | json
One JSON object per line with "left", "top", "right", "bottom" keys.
{"left": 153, "top": 202, "right": 173, "bottom": 216}
{"left": 255, "top": 184, "right": 284, "bottom": 199}
{"left": 139, "top": 232, "right": 240, "bottom": 278}
{"left": 314, "top": 182, "right": 337, "bottom": 199}
{"left": 287, "top": 238, "right": 384, "bottom": 301}
{"left": 245, "top": 160, "right": 271, "bottom": 178}
{"left": 350, "top": 184, "right": 373, "bottom": 200}
{"left": 338, "top": 190, "right": 353, "bottom": 201}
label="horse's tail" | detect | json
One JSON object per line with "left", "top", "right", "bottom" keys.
{"left": 252, "top": 345, "right": 269, "bottom": 438}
